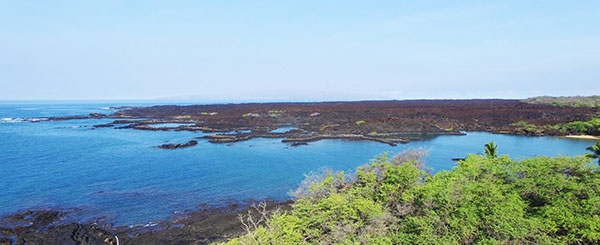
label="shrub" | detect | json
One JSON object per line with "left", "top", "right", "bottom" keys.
{"left": 557, "top": 118, "right": 600, "bottom": 135}
{"left": 223, "top": 151, "right": 600, "bottom": 244}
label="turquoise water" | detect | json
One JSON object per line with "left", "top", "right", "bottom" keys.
{"left": 270, "top": 126, "right": 298, "bottom": 133}
{"left": 148, "top": 123, "right": 196, "bottom": 128}
{"left": 0, "top": 103, "right": 596, "bottom": 226}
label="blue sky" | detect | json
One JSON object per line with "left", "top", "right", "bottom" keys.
{"left": 1, "top": 1, "right": 599, "bottom": 101}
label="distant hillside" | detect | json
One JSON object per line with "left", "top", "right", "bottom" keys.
{"left": 523, "top": 96, "right": 600, "bottom": 108}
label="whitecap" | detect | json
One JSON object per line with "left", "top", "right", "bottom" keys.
{"left": 144, "top": 222, "right": 158, "bottom": 227}
{"left": 20, "top": 107, "right": 40, "bottom": 111}
{"left": 1, "top": 117, "right": 24, "bottom": 123}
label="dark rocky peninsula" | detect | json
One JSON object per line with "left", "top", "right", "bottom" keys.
{"left": 91, "top": 99, "right": 600, "bottom": 147}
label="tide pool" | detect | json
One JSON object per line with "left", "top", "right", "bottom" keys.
{"left": 0, "top": 103, "right": 596, "bottom": 225}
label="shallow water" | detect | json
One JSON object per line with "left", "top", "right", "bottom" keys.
{"left": 270, "top": 126, "right": 298, "bottom": 133}
{"left": 148, "top": 123, "right": 196, "bottom": 128}
{"left": 0, "top": 103, "right": 595, "bottom": 225}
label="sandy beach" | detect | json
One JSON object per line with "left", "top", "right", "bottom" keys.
{"left": 563, "top": 135, "right": 600, "bottom": 140}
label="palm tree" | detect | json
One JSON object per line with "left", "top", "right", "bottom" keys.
{"left": 585, "top": 141, "right": 600, "bottom": 165}
{"left": 484, "top": 141, "right": 498, "bottom": 158}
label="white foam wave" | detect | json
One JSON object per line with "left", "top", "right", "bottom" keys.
{"left": 1, "top": 117, "right": 24, "bottom": 123}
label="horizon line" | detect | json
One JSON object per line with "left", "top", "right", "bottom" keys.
{"left": 0, "top": 96, "right": 566, "bottom": 105}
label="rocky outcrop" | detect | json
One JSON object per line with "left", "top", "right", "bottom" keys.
{"left": 88, "top": 113, "right": 106, "bottom": 118}
{"left": 203, "top": 134, "right": 253, "bottom": 143}
{"left": 290, "top": 142, "right": 308, "bottom": 147}
{"left": 157, "top": 140, "right": 198, "bottom": 149}
{"left": 0, "top": 210, "right": 117, "bottom": 245}
{"left": 1, "top": 201, "right": 292, "bottom": 245}
{"left": 93, "top": 124, "right": 114, "bottom": 128}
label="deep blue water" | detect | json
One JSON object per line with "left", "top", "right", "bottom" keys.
{"left": 0, "top": 102, "right": 596, "bottom": 226}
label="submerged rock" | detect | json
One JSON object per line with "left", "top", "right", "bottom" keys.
{"left": 93, "top": 124, "right": 115, "bottom": 128}
{"left": 157, "top": 140, "right": 198, "bottom": 149}
{"left": 290, "top": 142, "right": 309, "bottom": 147}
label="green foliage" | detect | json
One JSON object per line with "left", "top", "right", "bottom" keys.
{"left": 586, "top": 141, "right": 600, "bottom": 164}
{"left": 557, "top": 118, "right": 600, "bottom": 136}
{"left": 484, "top": 141, "right": 498, "bottom": 158}
{"left": 268, "top": 109, "right": 286, "bottom": 117}
{"left": 512, "top": 120, "right": 541, "bottom": 134}
{"left": 512, "top": 118, "right": 600, "bottom": 136}
{"left": 355, "top": 120, "right": 366, "bottom": 126}
{"left": 289, "top": 168, "right": 352, "bottom": 199}
{"left": 223, "top": 151, "right": 600, "bottom": 244}
{"left": 523, "top": 96, "right": 600, "bottom": 108}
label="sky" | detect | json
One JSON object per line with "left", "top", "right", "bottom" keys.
{"left": 1, "top": 1, "right": 599, "bottom": 101}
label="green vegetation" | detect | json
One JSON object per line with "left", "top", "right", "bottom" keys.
{"left": 512, "top": 118, "right": 600, "bottom": 136}
{"left": 355, "top": 120, "right": 366, "bottom": 126}
{"left": 586, "top": 142, "right": 600, "bottom": 165}
{"left": 224, "top": 148, "right": 600, "bottom": 244}
{"left": 555, "top": 118, "right": 600, "bottom": 136}
{"left": 511, "top": 120, "right": 542, "bottom": 134}
{"left": 484, "top": 141, "right": 498, "bottom": 158}
{"left": 268, "top": 109, "right": 286, "bottom": 118}
{"left": 523, "top": 96, "right": 600, "bottom": 108}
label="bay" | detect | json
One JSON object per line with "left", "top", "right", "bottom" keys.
{"left": 0, "top": 103, "right": 596, "bottom": 226}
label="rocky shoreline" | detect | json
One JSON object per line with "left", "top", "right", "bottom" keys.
{"left": 0, "top": 201, "right": 292, "bottom": 245}
{"left": 78, "top": 100, "right": 600, "bottom": 149}
{"left": 6, "top": 99, "right": 600, "bottom": 244}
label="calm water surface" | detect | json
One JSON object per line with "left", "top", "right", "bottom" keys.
{"left": 0, "top": 103, "right": 596, "bottom": 225}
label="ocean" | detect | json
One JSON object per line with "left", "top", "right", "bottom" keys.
{"left": 0, "top": 102, "right": 595, "bottom": 226}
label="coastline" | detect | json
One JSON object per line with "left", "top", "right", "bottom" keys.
{"left": 0, "top": 200, "right": 292, "bottom": 245}
{"left": 91, "top": 99, "right": 599, "bottom": 147}
{"left": 3, "top": 100, "right": 600, "bottom": 244}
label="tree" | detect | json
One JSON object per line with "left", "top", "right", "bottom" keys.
{"left": 585, "top": 141, "right": 600, "bottom": 164}
{"left": 226, "top": 153, "right": 600, "bottom": 244}
{"left": 484, "top": 141, "right": 498, "bottom": 158}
